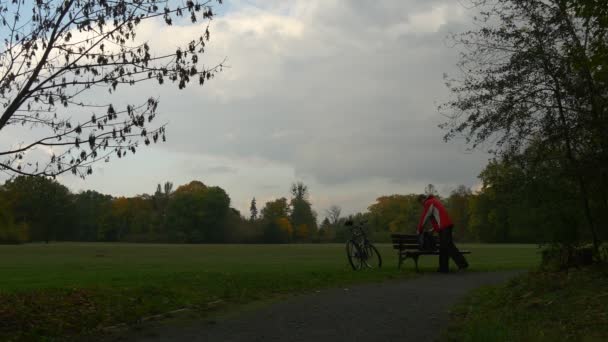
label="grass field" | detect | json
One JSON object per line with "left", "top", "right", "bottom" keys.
{"left": 0, "top": 243, "right": 541, "bottom": 340}
{"left": 0, "top": 243, "right": 540, "bottom": 290}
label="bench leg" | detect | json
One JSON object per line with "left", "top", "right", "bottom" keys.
{"left": 398, "top": 254, "right": 403, "bottom": 269}
{"left": 413, "top": 255, "right": 420, "bottom": 273}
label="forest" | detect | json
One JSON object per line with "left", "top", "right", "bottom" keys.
{"left": 2, "top": 153, "right": 601, "bottom": 245}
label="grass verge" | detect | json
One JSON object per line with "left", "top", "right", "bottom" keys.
{"left": 444, "top": 264, "right": 608, "bottom": 341}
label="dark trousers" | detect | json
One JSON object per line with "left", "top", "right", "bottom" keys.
{"left": 438, "top": 226, "right": 468, "bottom": 272}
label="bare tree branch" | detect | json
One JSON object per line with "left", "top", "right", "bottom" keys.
{"left": 0, "top": 0, "right": 224, "bottom": 178}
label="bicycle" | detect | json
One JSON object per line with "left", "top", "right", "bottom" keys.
{"left": 344, "top": 220, "right": 382, "bottom": 270}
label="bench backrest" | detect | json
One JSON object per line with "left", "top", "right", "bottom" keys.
{"left": 391, "top": 233, "right": 440, "bottom": 250}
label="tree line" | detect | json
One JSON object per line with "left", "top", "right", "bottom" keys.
{"left": 0, "top": 177, "right": 320, "bottom": 244}
{"left": 2, "top": 169, "right": 594, "bottom": 245}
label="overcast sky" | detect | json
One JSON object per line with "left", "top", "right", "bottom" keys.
{"left": 3, "top": 0, "right": 492, "bottom": 217}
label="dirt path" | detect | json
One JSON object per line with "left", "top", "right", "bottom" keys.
{"left": 116, "top": 271, "right": 520, "bottom": 342}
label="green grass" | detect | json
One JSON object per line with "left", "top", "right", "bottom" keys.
{"left": 0, "top": 243, "right": 540, "bottom": 340}
{"left": 444, "top": 265, "right": 608, "bottom": 341}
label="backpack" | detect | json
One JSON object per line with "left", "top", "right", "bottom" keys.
{"left": 419, "top": 232, "right": 437, "bottom": 251}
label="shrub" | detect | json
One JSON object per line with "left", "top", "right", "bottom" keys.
{"left": 0, "top": 222, "right": 29, "bottom": 244}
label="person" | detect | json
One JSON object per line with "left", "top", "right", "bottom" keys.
{"left": 417, "top": 194, "right": 468, "bottom": 273}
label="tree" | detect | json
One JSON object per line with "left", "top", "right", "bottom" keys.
{"left": 0, "top": 0, "right": 224, "bottom": 178}
{"left": 276, "top": 217, "right": 293, "bottom": 242}
{"left": 325, "top": 205, "right": 341, "bottom": 225}
{"left": 441, "top": 0, "right": 608, "bottom": 250}
{"left": 174, "top": 180, "right": 207, "bottom": 194}
{"left": 261, "top": 198, "right": 290, "bottom": 222}
{"left": 103, "top": 196, "right": 131, "bottom": 241}
{"left": 72, "top": 190, "right": 112, "bottom": 241}
{"left": 446, "top": 185, "right": 473, "bottom": 241}
{"left": 424, "top": 184, "right": 439, "bottom": 197}
{"left": 199, "top": 186, "right": 231, "bottom": 242}
{"left": 294, "top": 224, "right": 310, "bottom": 242}
{"left": 166, "top": 181, "right": 231, "bottom": 242}
{"left": 318, "top": 217, "right": 334, "bottom": 242}
{"left": 153, "top": 181, "right": 173, "bottom": 234}
{"left": 368, "top": 194, "right": 420, "bottom": 233}
{"left": 260, "top": 197, "right": 290, "bottom": 243}
{"left": 126, "top": 195, "right": 157, "bottom": 240}
{"left": 473, "top": 153, "right": 584, "bottom": 244}
{"left": 250, "top": 197, "right": 258, "bottom": 221}
{"left": 0, "top": 194, "right": 28, "bottom": 244}
{"left": 3, "top": 176, "right": 73, "bottom": 242}
{"left": 289, "top": 182, "right": 317, "bottom": 241}
{"left": 164, "top": 182, "right": 174, "bottom": 196}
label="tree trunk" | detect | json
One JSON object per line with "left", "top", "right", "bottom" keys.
{"left": 576, "top": 176, "right": 599, "bottom": 252}
{"left": 550, "top": 71, "right": 600, "bottom": 254}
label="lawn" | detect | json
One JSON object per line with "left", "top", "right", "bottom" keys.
{"left": 0, "top": 243, "right": 540, "bottom": 290}
{"left": 0, "top": 243, "right": 541, "bottom": 340}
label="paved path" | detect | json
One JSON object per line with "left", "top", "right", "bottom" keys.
{"left": 118, "top": 271, "right": 519, "bottom": 342}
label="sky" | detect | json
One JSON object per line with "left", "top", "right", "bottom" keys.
{"left": 2, "top": 0, "right": 492, "bottom": 217}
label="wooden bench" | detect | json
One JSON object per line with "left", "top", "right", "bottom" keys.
{"left": 390, "top": 233, "right": 471, "bottom": 272}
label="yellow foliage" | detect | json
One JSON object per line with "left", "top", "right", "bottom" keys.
{"left": 0, "top": 200, "right": 29, "bottom": 244}
{"left": 276, "top": 217, "right": 293, "bottom": 237}
{"left": 0, "top": 222, "right": 29, "bottom": 244}
{"left": 295, "top": 224, "right": 310, "bottom": 241}
{"left": 368, "top": 194, "right": 420, "bottom": 233}
{"left": 388, "top": 221, "right": 400, "bottom": 233}
{"left": 174, "top": 181, "right": 207, "bottom": 194}
{"left": 112, "top": 197, "right": 130, "bottom": 217}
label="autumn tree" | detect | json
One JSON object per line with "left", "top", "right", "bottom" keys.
{"left": 441, "top": 0, "right": 608, "bottom": 250}
{"left": 276, "top": 217, "right": 293, "bottom": 242}
{"left": 446, "top": 185, "right": 473, "bottom": 241}
{"left": 126, "top": 195, "right": 157, "bottom": 240}
{"left": 260, "top": 197, "right": 290, "bottom": 243}
{"left": 0, "top": 193, "right": 28, "bottom": 244}
{"left": 368, "top": 194, "right": 420, "bottom": 233}
{"left": 102, "top": 196, "right": 131, "bottom": 240}
{"left": 260, "top": 198, "right": 289, "bottom": 220}
{"left": 166, "top": 181, "right": 231, "bottom": 242}
{"left": 0, "top": 0, "right": 224, "bottom": 178}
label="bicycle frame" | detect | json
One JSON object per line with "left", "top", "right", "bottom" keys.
{"left": 345, "top": 221, "right": 381, "bottom": 269}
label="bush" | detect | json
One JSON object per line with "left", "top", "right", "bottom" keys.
{"left": 540, "top": 244, "right": 594, "bottom": 271}
{"left": 0, "top": 222, "right": 29, "bottom": 244}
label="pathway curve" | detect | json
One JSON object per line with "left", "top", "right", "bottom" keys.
{"left": 116, "top": 271, "right": 520, "bottom": 342}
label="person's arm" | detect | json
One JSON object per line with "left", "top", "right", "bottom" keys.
{"left": 417, "top": 201, "right": 434, "bottom": 234}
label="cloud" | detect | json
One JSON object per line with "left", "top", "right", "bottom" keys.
{"left": 144, "top": 0, "right": 486, "bottom": 185}
{"left": 1, "top": 0, "right": 489, "bottom": 215}
{"left": 205, "top": 165, "right": 239, "bottom": 174}
{"left": 130, "top": 0, "right": 488, "bottom": 213}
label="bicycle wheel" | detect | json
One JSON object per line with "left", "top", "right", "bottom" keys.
{"left": 364, "top": 243, "right": 382, "bottom": 269}
{"left": 346, "top": 240, "right": 363, "bottom": 270}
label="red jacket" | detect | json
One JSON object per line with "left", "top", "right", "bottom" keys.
{"left": 417, "top": 196, "right": 453, "bottom": 234}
